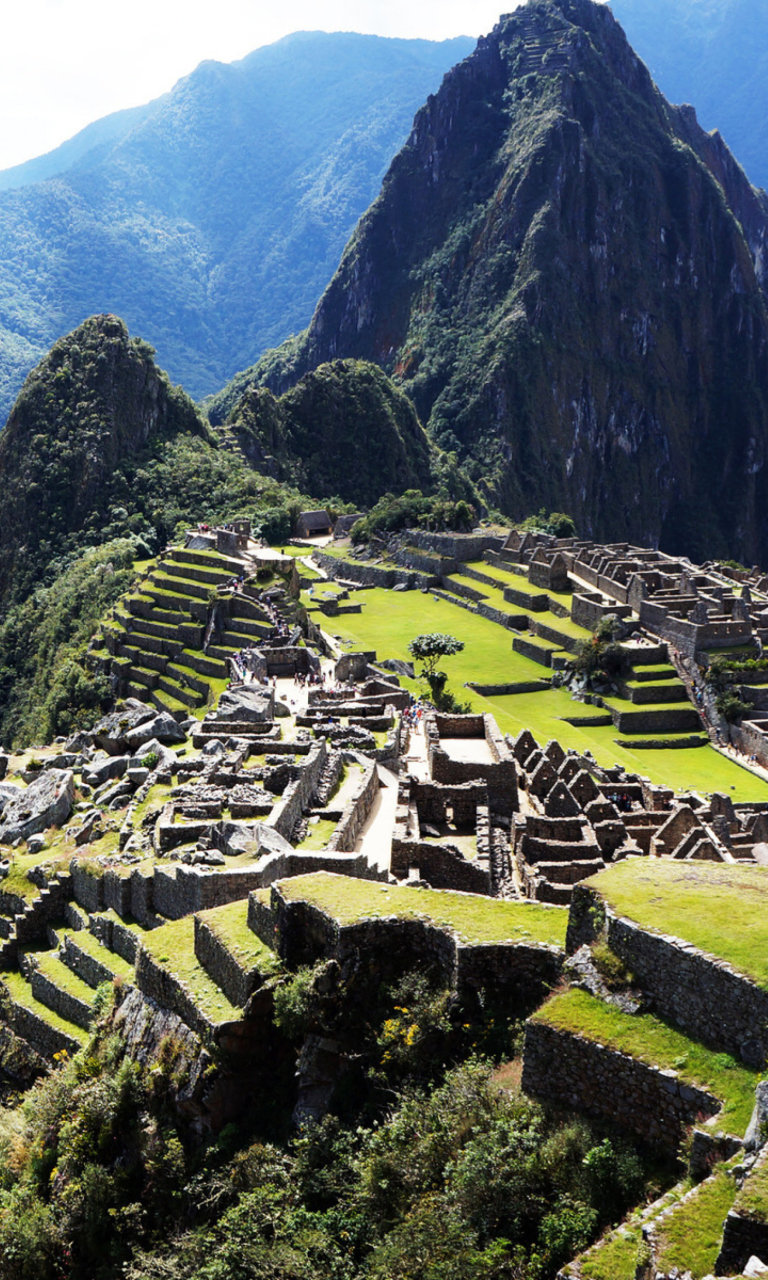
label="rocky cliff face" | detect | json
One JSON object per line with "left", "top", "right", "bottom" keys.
{"left": 250, "top": 0, "right": 768, "bottom": 565}
{"left": 0, "top": 314, "right": 207, "bottom": 606}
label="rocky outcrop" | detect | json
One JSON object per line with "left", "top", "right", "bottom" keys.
{"left": 250, "top": 0, "right": 768, "bottom": 565}
{"left": 0, "top": 769, "right": 75, "bottom": 843}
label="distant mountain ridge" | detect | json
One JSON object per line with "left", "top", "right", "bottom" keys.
{"left": 0, "top": 30, "right": 474, "bottom": 423}
{"left": 224, "top": 0, "right": 768, "bottom": 565}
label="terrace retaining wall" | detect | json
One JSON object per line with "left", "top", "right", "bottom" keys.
{"left": 5, "top": 994, "right": 82, "bottom": 1057}
{"left": 194, "top": 917, "right": 262, "bottom": 1008}
{"left": 135, "top": 946, "right": 215, "bottom": 1041}
{"left": 568, "top": 883, "right": 768, "bottom": 1065}
{"left": 521, "top": 1020, "right": 721, "bottom": 1153}
{"left": 268, "top": 887, "right": 562, "bottom": 1010}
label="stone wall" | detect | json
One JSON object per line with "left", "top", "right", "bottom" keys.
{"left": 152, "top": 865, "right": 268, "bottom": 921}
{"left": 716, "top": 1209, "right": 768, "bottom": 1276}
{"left": 521, "top": 1020, "right": 720, "bottom": 1152}
{"left": 426, "top": 713, "right": 518, "bottom": 815}
{"left": 390, "top": 837, "right": 491, "bottom": 892}
{"left": 135, "top": 945, "right": 215, "bottom": 1041}
{"left": 70, "top": 861, "right": 104, "bottom": 913}
{"left": 567, "top": 883, "right": 768, "bottom": 1065}
{"left": 268, "top": 884, "right": 562, "bottom": 1010}
{"left": 314, "top": 551, "right": 435, "bottom": 591}
{"left": 409, "top": 529, "right": 505, "bottom": 560}
{"left": 327, "top": 762, "right": 379, "bottom": 852}
{"left": 61, "top": 933, "right": 119, "bottom": 990}
{"left": 29, "top": 968, "right": 92, "bottom": 1031}
{"left": 4, "top": 991, "right": 82, "bottom": 1057}
{"left": 267, "top": 741, "right": 327, "bottom": 840}
{"left": 89, "top": 913, "right": 144, "bottom": 964}
{"left": 194, "top": 916, "right": 261, "bottom": 1008}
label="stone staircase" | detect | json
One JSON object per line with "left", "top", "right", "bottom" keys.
{"left": 0, "top": 871, "right": 73, "bottom": 966}
{"left": 97, "top": 547, "right": 277, "bottom": 716}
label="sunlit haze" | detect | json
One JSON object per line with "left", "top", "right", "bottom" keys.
{"left": 0, "top": 0, "right": 530, "bottom": 171}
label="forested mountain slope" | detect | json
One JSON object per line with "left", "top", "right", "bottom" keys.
{"left": 229, "top": 0, "right": 768, "bottom": 565}
{"left": 0, "top": 31, "right": 473, "bottom": 423}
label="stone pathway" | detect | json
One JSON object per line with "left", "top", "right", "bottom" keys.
{"left": 355, "top": 765, "right": 398, "bottom": 872}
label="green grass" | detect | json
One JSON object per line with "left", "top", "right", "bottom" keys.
{"left": 140, "top": 916, "right": 240, "bottom": 1023}
{"left": 294, "top": 818, "right": 338, "bottom": 850}
{"left": 576, "top": 1225, "right": 643, "bottom": 1280}
{"left": 656, "top": 1166, "right": 737, "bottom": 1278}
{"left": 130, "top": 783, "right": 173, "bottom": 829}
{"left": 62, "top": 928, "right": 135, "bottom": 982}
{"left": 277, "top": 872, "right": 567, "bottom": 947}
{"left": 532, "top": 989, "right": 760, "bottom": 1135}
{"left": 1, "top": 971, "right": 88, "bottom": 1045}
{"left": 321, "top": 585, "right": 768, "bottom": 800}
{"left": 734, "top": 1150, "right": 768, "bottom": 1222}
{"left": 197, "top": 900, "right": 282, "bottom": 976}
{"left": 583, "top": 859, "right": 768, "bottom": 990}
{"left": 32, "top": 951, "right": 97, "bottom": 1006}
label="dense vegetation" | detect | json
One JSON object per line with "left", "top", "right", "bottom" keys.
{"left": 227, "top": 361, "right": 435, "bottom": 507}
{"left": 0, "top": 976, "right": 653, "bottom": 1280}
{"left": 0, "top": 32, "right": 474, "bottom": 423}
{"left": 611, "top": 0, "right": 768, "bottom": 190}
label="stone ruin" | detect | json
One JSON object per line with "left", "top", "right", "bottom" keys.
{"left": 512, "top": 728, "right": 768, "bottom": 903}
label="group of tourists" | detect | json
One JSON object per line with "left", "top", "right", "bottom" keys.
{"left": 403, "top": 699, "right": 425, "bottom": 732}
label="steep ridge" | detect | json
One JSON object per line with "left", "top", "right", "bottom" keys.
{"left": 611, "top": 0, "right": 768, "bottom": 191}
{"left": 0, "top": 315, "right": 208, "bottom": 607}
{"left": 0, "top": 31, "right": 474, "bottom": 422}
{"left": 239, "top": 0, "right": 768, "bottom": 566}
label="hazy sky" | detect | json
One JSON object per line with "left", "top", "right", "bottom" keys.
{"left": 0, "top": 0, "right": 528, "bottom": 171}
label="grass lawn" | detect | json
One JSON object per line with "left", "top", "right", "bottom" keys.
{"left": 655, "top": 1166, "right": 737, "bottom": 1278}
{"left": 318, "top": 584, "right": 768, "bottom": 801}
{"left": 197, "top": 900, "right": 282, "bottom": 976}
{"left": 1, "top": 971, "right": 89, "bottom": 1045}
{"left": 140, "top": 916, "right": 240, "bottom": 1024}
{"left": 277, "top": 872, "right": 567, "bottom": 947}
{"left": 583, "top": 859, "right": 768, "bottom": 990}
{"left": 532, "top": 989, "right": 760, "bottom": 1135}
{"left": 62, "top": 928, "right": 135, "bottom": 982}
{"left": 294, "top": 817, "right": 338, "bottom": 850}
{"left": 32, "top": 950, "right": 97, "bottom": 1006}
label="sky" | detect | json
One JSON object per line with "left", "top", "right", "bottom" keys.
{"left": 0, "top": 0, "right": 527, "bottom": 172}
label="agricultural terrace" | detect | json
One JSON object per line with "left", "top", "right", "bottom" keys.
{"left": 582, "top": 859, "right": 768, "bottom": 990}
{"left": 276, "top": 872, "right": 567, "bottom": 947}
{"left": 532, "top": 988, "right": 761, "bottom": 1135}
{"left": 310, "top": 583, "right": 768, "bottom": 800}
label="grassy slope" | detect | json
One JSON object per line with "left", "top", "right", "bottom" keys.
{"left": 583, "top": 859, "right": 768, "bottom": 990}
{"left": 655, "top": 1167, "right": 737, "bottom": 1278}
{"left": 316, "top": 584, "right": 768, "bottom": 800}
{"left": 140, "top": 916, "right": 239, "bottom": 1023}
{"left": 532, "top": 989, "right": 760, "bottom": 1135}
{"left": 197, "top": 900, "right": 282, "bottom": 976}
{"left": 277, "top": 871, "right": 567, "bottom": 947}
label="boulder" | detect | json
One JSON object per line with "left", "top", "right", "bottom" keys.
{"left": 84, "top": 755, "right": 130, "bottom": 789}
{"left": 90, "top": 703, "right": 155, "bottom": 755}
{"left": 207, "top": 688, "right": 274, "bottom": 724}
{"left": 0, "top": 783, "right": 23, "bottom": 814}
{"left": 125, "top": 713, "right": 187, "bottom": 749}
{"left": 131, "top": 739, "right": 178, "bottom": 774}
{"left": 214, "top": 820, "right": 293, "bottom": 859}
{"left": 0, "top": 769, "right": 75, "bottom": 843}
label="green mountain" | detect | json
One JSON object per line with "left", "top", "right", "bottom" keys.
{"left": 610, "top": 0, "right": 768, "bottom": 191}
{"left": 0, "top": 31, "right": 474, "bottom": 425}
{"left": 228, "top": 359, "right": 434, "bottom": 505}
{"left": 226, "top": 0, "right": 768, "bottom": 566}
{"left": 0, "top": 315, "right": 209, "bottom": 608}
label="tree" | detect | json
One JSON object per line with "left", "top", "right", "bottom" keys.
{"left": 408, "top": 632, "right": 467, "bottom": 710}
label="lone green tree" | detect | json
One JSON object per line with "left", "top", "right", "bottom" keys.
{"left": 408, "top": 632, "right": 465, "bottom": 708}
